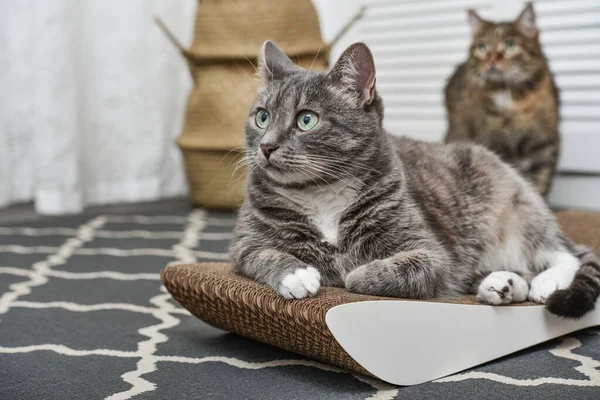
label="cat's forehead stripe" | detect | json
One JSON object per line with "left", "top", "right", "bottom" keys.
{"left": 494, "top": 26, "right": 503, "bottom": 39}
{"left": 477, "top": 23, "right": 520, "bottom": 44}
{"left": 270, "top": 75, "right": 314, "bottom": 111}
{"left": 298, "top": 76, "right": 314, "bottom": 105}
{"left": 272, "top": 79, "right": 292, "bottom": 110}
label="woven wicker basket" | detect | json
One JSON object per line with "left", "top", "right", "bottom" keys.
{"left": 159, "top": 0, "right": 330, "bottom": 209}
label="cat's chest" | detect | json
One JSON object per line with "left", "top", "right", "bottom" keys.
{"left": 490, "top": 90, "right": 513, "bottom": 111}
{"left": 276, "top": 185, "right": 355, "bottom": 246}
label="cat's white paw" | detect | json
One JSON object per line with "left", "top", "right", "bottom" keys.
{"left": 278, "top": 267, "right": 321, "bottom": 299}
{"left": 529, "top": 270, "right": 574, "bottom": 303}
{"left": 477, "top": 271, "right": 528, "bottom": 305}
{"left": 529, "top": 251, "right": 579, "bottom": 303}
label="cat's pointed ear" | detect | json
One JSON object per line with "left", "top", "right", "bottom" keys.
{"left": 515, "top": 2, "right": 538, "bottom": 38}
{"left": 467, "top": 9, "right": 487, "bottom": 35}
{"left": 327, "top": 42, "right": 376, "bottom": 107}
{"left": 258, "top": 40, "right": 298, "bottom": 81}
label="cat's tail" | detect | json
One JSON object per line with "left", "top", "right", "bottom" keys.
{"left": 546, "top": 245, "right": 600, "bottom": 318}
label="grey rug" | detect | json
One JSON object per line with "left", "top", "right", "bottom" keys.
{"left": 1, "top": 201, "right": 599, "bottom": 400}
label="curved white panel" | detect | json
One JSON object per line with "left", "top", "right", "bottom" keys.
{"left": 326, "top": 300, "right": 600, "bottom": 385}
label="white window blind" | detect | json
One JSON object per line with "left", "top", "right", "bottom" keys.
{"left": 359, "top": 0, "right": 496, "bottom": 142}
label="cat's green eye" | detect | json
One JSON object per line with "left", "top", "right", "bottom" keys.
{"left": 255, "top": 109, "right": 270, "bottom": 129}
{"left": 505, "top": 40, "right": 518, "bottom": 53}
{"left": 477, "top": 43, "right": 489, "bottom": 53}
{"left": 297, "top": 111, "right": 319, "bottom": 131}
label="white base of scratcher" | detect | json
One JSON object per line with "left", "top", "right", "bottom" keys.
{"left": 325, "top": 300, "right": 600, "bottom": 385}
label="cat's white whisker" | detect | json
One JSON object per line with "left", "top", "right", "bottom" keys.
{"left": 308, "top": 44, "right": 322, "bottom": 72}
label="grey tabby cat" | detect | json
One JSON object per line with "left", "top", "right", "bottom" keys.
{"left": 230, "top": 41, "right": 600, "bottom": 318}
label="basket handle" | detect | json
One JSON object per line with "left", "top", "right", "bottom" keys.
{"left": 155, "top": 16, "right": 202, "bottom": 82}
{"left": 327, "top": 6, "right": 367, "bottom": 50}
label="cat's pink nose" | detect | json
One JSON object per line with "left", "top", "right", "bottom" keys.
{"left": 260, "top": 144, "right": 279, "bottom": 160}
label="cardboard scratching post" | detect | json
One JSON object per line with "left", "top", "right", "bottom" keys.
{"left": 162, "top": 211, "right": 600, "bottom": 385}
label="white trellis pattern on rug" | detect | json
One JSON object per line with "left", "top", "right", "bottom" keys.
{"left": 0, "top": 210, "right": 398, "bottom": 399}
{"left": 0, "top": 209, "right": 599, "bottom": 400}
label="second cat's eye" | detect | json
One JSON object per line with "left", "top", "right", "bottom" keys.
{"left": 297, "top": 111, "right": 319, "bottom": 131}
{"left": 255, "top": 109, "right": 270, "bottom": 129}
{"left": 505, "top": 40, "right": 518, "bottom": 54}
{"left": 477, "top": 42, "right": 489, "bottom": 53}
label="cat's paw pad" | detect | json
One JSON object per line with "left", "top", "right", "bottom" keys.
{"left": 477, "top": 271, "right": 528, "bottom": 305}
{"left": 278, "top": 267, "right": 321, "bottom": 299}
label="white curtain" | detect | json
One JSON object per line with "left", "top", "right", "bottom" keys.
{"left": 0, "top": 0, "right": 197, "bottom": 215}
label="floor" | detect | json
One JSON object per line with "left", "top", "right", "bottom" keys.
{"left": 0, "top": 198, "right": 194, "bottom": 225}
{"left": 1, "top": 199, "right": 599, "bottom": 399}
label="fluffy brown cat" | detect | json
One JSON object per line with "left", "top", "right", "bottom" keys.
{"left": 444, "top": 2, "right": 560, "bottom": 198}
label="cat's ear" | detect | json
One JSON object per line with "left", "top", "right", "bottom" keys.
{"left": 467, "top": 9, "right": 487, "bottom": 35}
{"left": 258, "top": 40, "right": 298, "bottom": 81}
{"left": 327, "top": 42, "right": 376, "bottom": 107}
{"left": 515, "top": 2, "right": 538, "bottom": 38}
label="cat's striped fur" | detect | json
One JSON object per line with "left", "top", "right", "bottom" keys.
{"left": 230, "top": 41, "right": 600, "bottom": 318}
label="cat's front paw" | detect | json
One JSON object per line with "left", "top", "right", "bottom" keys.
{"left": 278, "top": 267, "right": 321, "bottom": 299}
{"left": 477, "top": 271, "right": 528, "bottom": 305}
{"left": 345, "top": 260, "right": 388, "bottom": 295}
{"left": 529, "top": 253, "right": 579, "bottom": 303}
{"left": 529, "top": 270, "right": 573, "bottom": 304}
